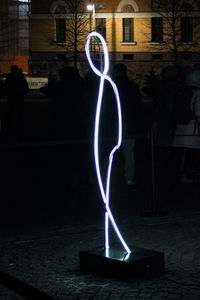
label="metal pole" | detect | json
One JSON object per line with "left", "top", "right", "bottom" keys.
{"left": 92, "top": 3, "right": 95, "bottom": 31}
{"left": 92, "top": 4, "right": 95, "bottom": 58}
{"left": 89, "top": 12, "right": 92, "bottom": 32}
{"left": 27, "top": 2, "right": 31, "bottom": 75}
{"left": 93, "top": 36, "right": 103, "bottom": 72}
{"left": 150, "top": 127, "right": 156, "bottom": 214}
{"left": 89, "top": 0, "right": 92, "bottom": 32}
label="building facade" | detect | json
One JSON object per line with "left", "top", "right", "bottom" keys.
{"left": 30, "top": 0, "right": 200, "bottom": 83}
{"left": 0, "top": 0, "right": 30, "bottom": 74}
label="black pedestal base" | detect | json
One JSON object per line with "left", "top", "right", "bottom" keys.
{"left": 80, "top": 245, "right": 164, "bottom": 279}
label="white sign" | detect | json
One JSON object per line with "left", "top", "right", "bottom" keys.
{"left": 26, "top": 77, "right": 48, "bottom": 90}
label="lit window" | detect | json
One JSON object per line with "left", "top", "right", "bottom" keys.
{"left": 96, "top": 18, "right": 106, "bottom": 40}
{"left": 56, "top": 19, "right": 66, "bottom": 43}
{"left": 181, "top": 17, "right": 193, "bottom": 42}
{"left": 123, "top": 18, "right": 134, "bottom": 42}
{"left": 151, "top": 18, "right": 163, "bottom": 42}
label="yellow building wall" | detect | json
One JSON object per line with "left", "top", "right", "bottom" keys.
{"left": 30, "top": 0, "right": 152, "bottom": 13}
{"left": 93, "top": 0, "right": 151, "bottom": 13}
{"left": 106, "top": 17, "right": 161, "bottom": 53}
{"left": 31, "top": 0, "right": 200, "bottom": 56}
{"left": 31, "top": 18, "right": 90, "bottom": 53}
{"left": 31, "top": 18, "right": 78, "bottom": 53}
{"left": 32, "top": 17, "right": 156, "bottom": 54}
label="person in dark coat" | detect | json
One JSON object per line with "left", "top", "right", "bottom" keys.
{"left": 52, "top": 66, "right": 84, "bottom": 140}
{"left": 112, "top": 63, "right": 144, "bottom": 185}
{"left": 172, "top": 69, "right": 200, "bottom": 184}
{"left": 5, "top": 65, "right": 28, "bottom": 138}
{"left": 83, "top": 67, "right": 117, "bottom": 188}
{"left": 153, "top": 65, "right": 180, "bottom": 213}
{"left": 51, "top": 66, "right": 85, "bottom": 220}
{"left": 82, "top": 68, "right": 99, "bottom": 140}
{"left": 154, "top": 65, "right": 179, "bottom": 147}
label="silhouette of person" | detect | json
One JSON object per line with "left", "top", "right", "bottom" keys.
{"left": 82, "top": 68, "right": 99, "bottom": 185}
{"left": 83, "top": 66, "right": 117, "bottom": 187}
{"left": 112, "top": 63, "right": 144, "bottom": 185}
{"left": 51, "top": 66, "right": 85, "bottom": 219}
{"left": 172, "top": 69, "right": 200, "bottom": 183}
{"left": 40, "top": 71, "right": 57, "bottom": 110}
{"left": 153, "top": 65, "right": 179, "bottom": 213}
{"left": 40, "top": 71, "right": 58, "bottom": 137}
{"left": 5, "top": 65, "right": 28, "bottom": 138}
{"left": 154, "top": 65, "right": 179, "bottom": 147}
{"left": 83, "top": 68, "right": 99, "bottom": 139}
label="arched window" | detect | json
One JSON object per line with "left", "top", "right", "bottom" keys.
{"left": 50, "top": 1, "right": 67, "bottom": 43}
{"left": 50, "top": 0, "right": 68, "bottom": 15}
{"left": 117, "top": 0, "right": 139, "bottom": 12}
{"left": 121, "top": 4, "right": 135, "bottom": 12}
{"left": 117, "top": 1, "right": 139, "bottom": 43}
{"left": 181, "top": 2, "right": 193, "bottom": 11}
{"left": 54, "top": 5, "right": 66, "bottom": 14}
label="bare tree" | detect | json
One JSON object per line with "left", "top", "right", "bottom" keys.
{"left": 152, "top": 0, "right": 197, "bottom": 59}
{"left": 66, "top": 0, "right": 90, "bottom": 67}
{"left": 50, "top": 0, "right": 90, "bottom": 68}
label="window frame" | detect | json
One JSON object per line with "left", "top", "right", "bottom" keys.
{"left": 181, "top": 17, "right": 193, "bottom": 42}
{"left": 55, "top": 18, "right": 66, "bottom": 43}
{"left": 96, "top": 18, "right": 106, "bottom": 40}
{"left": 151, "top": 17, "right": 163, "bottom": 43}
{"left": 123, "top": 18, "right": 134, "bottom": 43}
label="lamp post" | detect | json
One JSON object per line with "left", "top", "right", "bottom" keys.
{"left": 87, "top": 1, "right": 95, "bottom": 32}
{"left": 27, "top": 1, "right": 31, "bottom": 75}
{"left": 87, "top": 2, "right": 95, "bottom": 58}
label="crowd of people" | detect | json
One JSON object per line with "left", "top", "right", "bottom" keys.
{"left": 1, "top": 59, "right": 200, "bottom": 214}
{"left": 153, "top": 57, "right": 200, "bottom": 213}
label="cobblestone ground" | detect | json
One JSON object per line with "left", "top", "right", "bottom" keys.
{"left": 0, "top": 208, "right": 200, "bottom": 299}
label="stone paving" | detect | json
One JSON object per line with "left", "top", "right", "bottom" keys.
{"left": 0, "top": 206, "right": 200, "bottom": 299}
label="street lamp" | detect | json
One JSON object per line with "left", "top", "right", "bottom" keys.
{"left": 27, "top": 1, "right": 31, "bottom": 75}
{"left": 86, "top": 2, "right": 95, "bottom": 32}
{"left": 86, "top": 2, "right": 96, "bottom": 59}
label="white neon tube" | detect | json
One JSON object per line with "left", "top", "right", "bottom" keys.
{"left": 85, "top": 32, "right": 131, "bottom": 254}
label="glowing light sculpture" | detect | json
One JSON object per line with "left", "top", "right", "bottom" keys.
{"left": 79, "top": 32, "right": 165, "bottom": 279}
{"left": 85, "top": 31, "right": 131, "bottom": 254}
